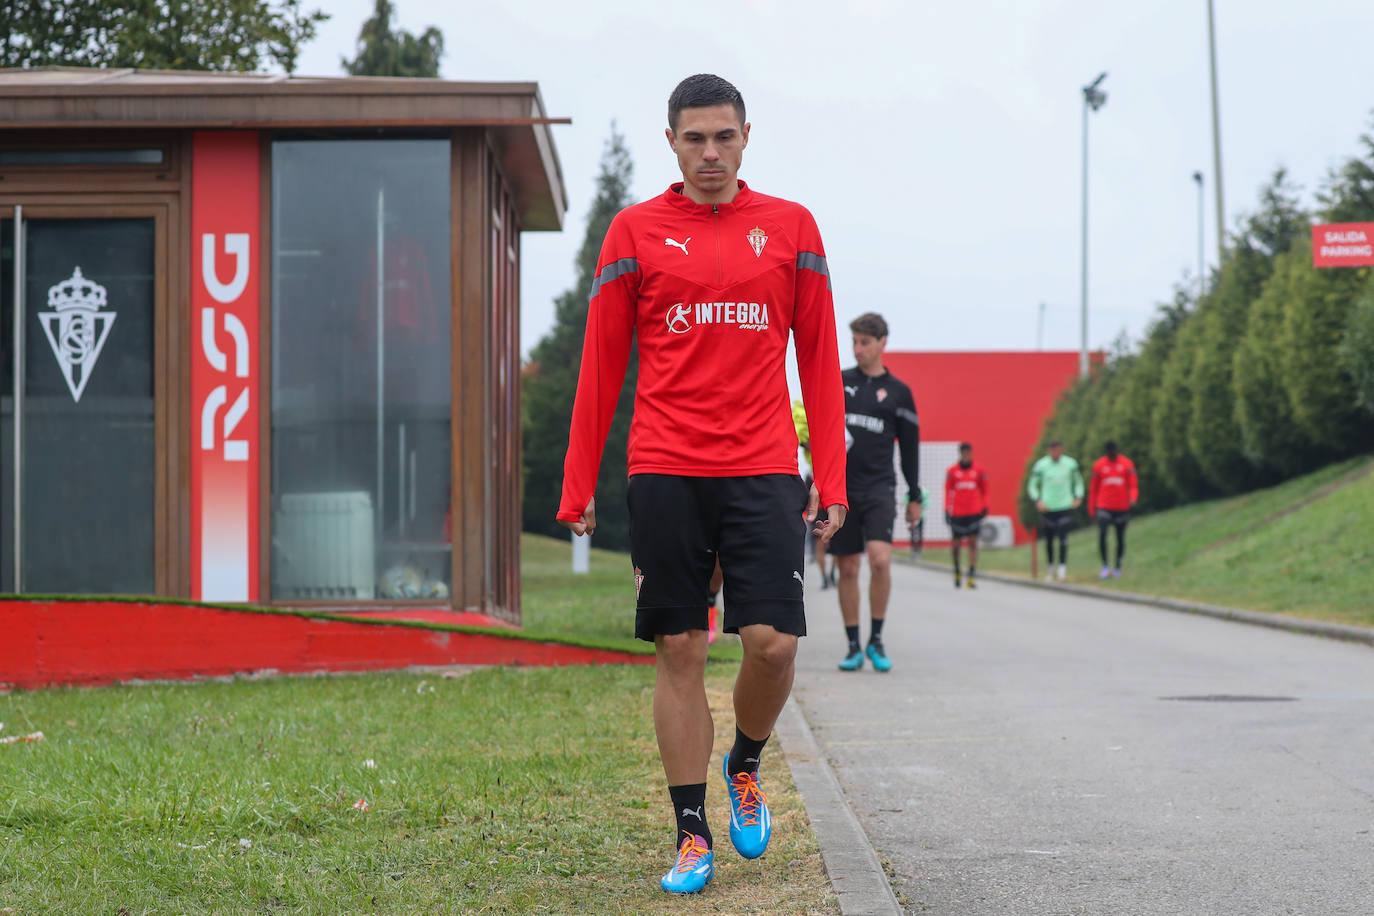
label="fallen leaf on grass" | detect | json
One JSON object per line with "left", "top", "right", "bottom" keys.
{"left": 176, "top": 842, "right": 210, "bottom": 850}
{"left": 363, "top": 759, "right": 377, "bottom": 769}
{"left": 239, "top": 838, "right": 253, "bottom": 850}
{"left": 353, "top": 798, "right": 371, "bottom": 812}
{"left": 0, "top": 731, "right": 44, "bottom": 745}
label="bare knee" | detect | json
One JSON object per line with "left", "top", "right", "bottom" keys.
{"left": 743, "top": 630, "right": 798, "bottom": 673}
{"left": 836, "top": 555, "right": 862, "bottom": 582}
{"left": 656, "top": 631, "right": 708, "bottom": 680}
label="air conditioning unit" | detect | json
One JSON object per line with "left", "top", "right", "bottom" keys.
{"left": 978, "top": 515, "right": 1015, "bottom": 548}
{"left": 273, "top": 491, "right": 376, "bottom": 599}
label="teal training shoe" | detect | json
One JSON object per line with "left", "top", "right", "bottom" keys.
{"left": 660, "top": 833, "right": 714, "bottom": 894}
{"left": 837, "top": 647, "right": 865, "bottom": 671}
{"left": 866, "top": 641, "right": 893, "bottom": 673}
{"left": 723, "top": 755, "right": 771, "bottom": 859}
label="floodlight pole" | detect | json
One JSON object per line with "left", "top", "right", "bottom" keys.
{"left": 1080, "top": 72, "right": 1107, "bottom": 379}
{"left": 1207, "top": 0, "right": 1226, "bottom": 262}
{"left": 1193, "top": 171, "right": 1205, "bottom": 298}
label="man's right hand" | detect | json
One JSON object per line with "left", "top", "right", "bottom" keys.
{"left": 1035, "top": 500, "right": 1047, "bottom": 513}
{"left": 557, "top": 497, "right": 597, "bottom": 537}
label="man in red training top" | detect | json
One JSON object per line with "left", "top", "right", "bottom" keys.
{"left": 944, "top": 442, "right": 989, "bottom": 588}
{"left": 1088, "top": 440, "right": 1139, "bottom": 579}
{"left": 556, "top": 74, "right": 848, "bottom": 895}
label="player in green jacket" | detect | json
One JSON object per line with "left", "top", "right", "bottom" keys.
{"left": 1027, "top": 440, "right": 1085, "bottom": 581}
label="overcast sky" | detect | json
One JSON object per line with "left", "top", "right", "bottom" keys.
{"left": 295, "top": 0, "right": 1374, "bottom": 360}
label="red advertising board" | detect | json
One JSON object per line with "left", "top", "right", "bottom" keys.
{"left": 1312, "top": 222, "right": 1374, "bottom": 268}
{"left": 190, "top": 132, "right": 261, "bottom": 601}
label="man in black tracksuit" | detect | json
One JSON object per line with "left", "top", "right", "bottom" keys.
{"left": 830, "top": 312, "right": 921, "bottom": 673}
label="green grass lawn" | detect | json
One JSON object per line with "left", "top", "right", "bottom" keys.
{"left": 521, "top": 533, "right": 742, "bottom": 662}
{"left": 0, "top": 539, "right": 831, "bottom": 913}
{"left": 926, "top": 456, "right": 1374, "bottom": 627}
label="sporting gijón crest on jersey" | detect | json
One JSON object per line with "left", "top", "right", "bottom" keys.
{"left": 558, "top": 181, "right": 847, "bottom": 522}
{"left": 841, "top": 367, "right": 920, "bottom": 500}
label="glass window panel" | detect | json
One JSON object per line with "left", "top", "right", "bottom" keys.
{"left": 0, "top": 218, "right": 156, "bottom": 593}
{"left": 271, "top": 139, "right": 451, "bottom": 601}
{"left": 0, "top": 149, "right": 165, "bottom": 166}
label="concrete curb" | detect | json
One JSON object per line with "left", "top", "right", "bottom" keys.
{"left": 900, "top": 556, "right": 1374, "bottom": 648}
{"left": 775, "top": 696, "right": 903, "bottom": 915}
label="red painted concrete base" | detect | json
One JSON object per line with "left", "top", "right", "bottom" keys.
{"left": 0, "top": 599, "right": 651, "bottom": 690}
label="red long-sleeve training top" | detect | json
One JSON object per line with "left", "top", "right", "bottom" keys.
{"left": 1088, "top": 455, "right": 1139, "bottom": 514}
{"left": 557, "top": 181, "right": 847, "bottom": 522}
{"left": 944, "top": 462, "right": 989, "bottom": 517}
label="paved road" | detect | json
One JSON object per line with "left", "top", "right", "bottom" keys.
{"left": 792, "top": 561, "right": 1374, "bottom": 915}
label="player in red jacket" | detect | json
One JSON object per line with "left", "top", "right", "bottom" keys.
{"left": 556, "top": 74, "right": 848, "bottom": 893}
{"left": 1088, "top": 440, "right": 1139, "bottom": 579}
{"left": 944, "top": 443, "right": 989, "bottom": 589}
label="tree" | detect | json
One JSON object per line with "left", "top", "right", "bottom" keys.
{"left": 2, "top": 0, "right": 327, "bottom": 73}
{"left": 1116, "top": 289, "right": 1190, "bottom": 511}
{"left": 1233, "top": 246, "right": 1328, "bottom": 477}
{"left": 1340, "top": 277, "right": 1374, "bottom": 416}
{"left": 1187, "top": 171, "right": 1306, "bottom": 492}
{"left": 523, "top": 126, "right": 637, "bottom": 549}
{"left": 1151, "top": 309, "right": 1210, "bottom": 501}
{"left": 1275, "top": 236, "right": 1370, "bottom": 452}
{"left": 342, "top": 0, "right": 443, "bottom": 78}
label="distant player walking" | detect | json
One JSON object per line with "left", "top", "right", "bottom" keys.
{"left": 944, "top": 443, "right": 989, "bottom": 588}
{"left": 831, "top": 312, "right": 921, "bottom": 673}
{"left": 1027, "top": 440, "right": 1084, "bottom": 581}
{"left": 1089, "top": 440, "right": 1139, "bottom": 579}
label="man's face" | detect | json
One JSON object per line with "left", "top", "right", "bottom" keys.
{"left": 852, "top": 333, "right": 886, "bottom": 368}
{"left": 666, "top": 104, "right": 749, "bottom": 198}
{"left": 1049, "top": 444, "right": 1064, "bottom": 460}
{"left": 960, "top": 448, "right": 973, "bottom": 464}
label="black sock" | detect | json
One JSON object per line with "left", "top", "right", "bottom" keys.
{"left": 869, "top": 617, "right": 885, "bottom": 643}
{"left": 844, "top": 624, "right": 860, "bottom": 651}
{"left": 968, "top": 566, "right": 976, "bottom": 577}
{"left": 728, "top": 725, "right": 769, "bottom": 777}
{"left": 669, "top": 783, "right": 711, "bottom": 848}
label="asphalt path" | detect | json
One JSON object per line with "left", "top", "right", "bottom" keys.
{"left": 791, "top": 560, "right": 1374, "bottom": 915}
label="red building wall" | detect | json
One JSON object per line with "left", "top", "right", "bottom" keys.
{"left": 883, "top": 351, "right": 1090, "bottom": 544}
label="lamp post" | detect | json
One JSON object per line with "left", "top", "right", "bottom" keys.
{"left": 1037, "top": 301, "right": 1047, "bottom": 351}
{"left": 1192, "top": 171, "right": 1205, "bottom": 299}
{"left": 1080, "top": 72, "right": 1107, "bottom": 378}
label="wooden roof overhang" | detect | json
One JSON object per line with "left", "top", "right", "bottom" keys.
{"left": 0, "top": 67, "right": 568, "bottom": 230}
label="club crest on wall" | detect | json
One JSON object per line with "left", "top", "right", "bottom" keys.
{"left": 39, "top": 266, "right": 117, "bottom": 403}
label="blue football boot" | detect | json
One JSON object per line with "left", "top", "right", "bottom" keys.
{"left": 723, "top": 755, "right": 772, "bottom": 859}
{"left": 866, "top": 641, "right": 893, "bottom": 673}
{"left": 837, "top": 646, "right": 865, "bottom": 671}
{"left": 660, "top": 832, "right": 714, "bottom": 894}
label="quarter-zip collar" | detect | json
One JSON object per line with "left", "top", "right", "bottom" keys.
{"left": 664, "top": 180, "right": 755, "bottom": 215}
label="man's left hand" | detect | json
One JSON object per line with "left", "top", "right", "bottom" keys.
{"left": 905, "top": 500, "right": 922, "bottom": 525}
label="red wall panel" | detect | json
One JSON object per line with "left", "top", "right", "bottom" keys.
{"left": 884, "top": 351, "right": 1089, "bottom": 543}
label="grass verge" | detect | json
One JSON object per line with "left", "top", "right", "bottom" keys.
{"left": 924, "top": 456, "right": 1374, "bottom": 628}
{"left": 0, "top": 538, "right": 830, "bottom": 913}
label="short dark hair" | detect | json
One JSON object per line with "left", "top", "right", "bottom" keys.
{"left": 849, "top": 312, "right": 889, "bottom": 339}
{"left": 1105, "top": 439, "right": 1119, "bottom": 454}
{"left": 959, "top": 442, "right": 973, "bottom": 452}
{"left": 668, "top": 74, "right": 746, "bottom": 130}
{"left": 1048, "top": 438, "right": 1063, "bottom": 448}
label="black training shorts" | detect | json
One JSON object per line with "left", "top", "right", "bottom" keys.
{"left": 627, "top": 474, "right": 808, "bottom": 642}
{"left": 1040, "top": 509, "right": 1075, "bottom": 535}
{"left": 949, "top": 514, "right": 984, "bottom": 539}
{"left": 827, "top": 484, "right": 896, "bottom": 556}
{"left": 1096, "top": 508, "right": 1131, "bottom": 525}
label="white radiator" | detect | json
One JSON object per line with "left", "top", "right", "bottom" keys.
{"left": 273, "top": 491, "right": 376, "bottom": 599}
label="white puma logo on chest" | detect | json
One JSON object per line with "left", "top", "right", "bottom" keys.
{"left": 665, "top": 236, "right": 691, "bottom": 255}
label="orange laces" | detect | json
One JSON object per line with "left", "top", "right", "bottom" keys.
{"left": 731, "top": 771, "right": 768, "bottom": 826}
{"left": 675, "top": 831, "right": 710, "bottom": 873}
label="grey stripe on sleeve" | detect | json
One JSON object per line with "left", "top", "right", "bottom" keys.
{"left": 797, "top": 251, "right": 831, "bottom": 290}
{"left": 587, "top": 257, "right": 639, "bottom": 301}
